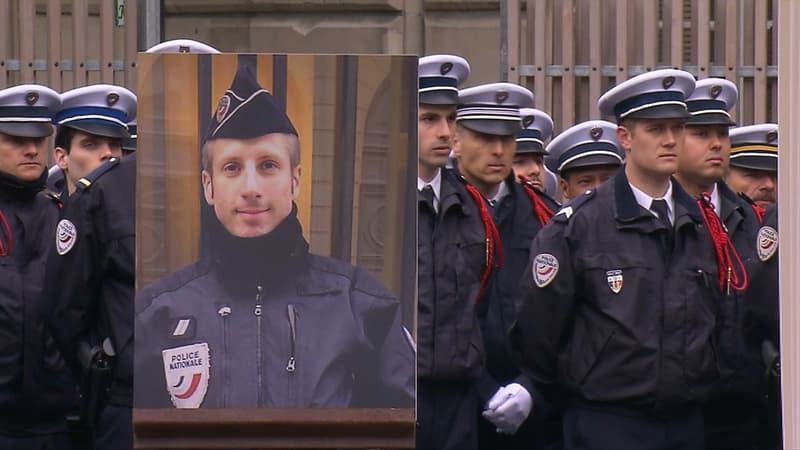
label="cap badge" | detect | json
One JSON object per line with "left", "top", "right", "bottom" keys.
{"left": 662, "top": 76, "right": 675, "bottom": 89}
{"left": 107, "top": 92, "right": 120, "bottom": 106}
{"left": 709, "top": 85, "right": 722, "bottom": 99}
{"left": 440, "top": 62, "right": 453, "bottom": 75}
{"left": 178, "top": 45, "right": 191, "bottom": 53}
{"left": 25, "top": 91, "right": 39, "bottom": 106}
{"left": 522, "top": 115, "right": 535, "bottom": 128}
{"left": 590, "top": 126, "right": 603, "bottom": 140}
{"left": 496, "top": 91, "right": 509, "bottom": 104}
{"left": 766, "top": 131, "right": 778, "bottom": 143}
{"left": 215, "top": 94, "right": 231, "bottom": 123}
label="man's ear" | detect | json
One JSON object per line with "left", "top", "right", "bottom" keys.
{"left": 201, "top": 170, "right": 214, "bottom": 205}
{"left": 291, "top": 165, "right": 302, "bottom": 198}
{"left": 54, "top": 147, "right": 69, "bottom": 170}
{"left": 559, "top": 178, "right": 570, "bottom": 200}
{"left": 617, "top": 125, "right": 633, "bottom": 153}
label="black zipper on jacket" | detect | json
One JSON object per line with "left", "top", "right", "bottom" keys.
{"left": 287, "top": 304, "right": 297, "bottom": 373}
{"left": 254, "top": 285, "right": 263, "bottom": 406}
{"left": 217, "top": 305, "right": 231, "bottom": 408}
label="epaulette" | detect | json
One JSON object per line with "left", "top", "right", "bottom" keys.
{"left": 76, "top": 157, "right": 121, "bottom": 191}
{"left": 552, "top": 188, "right": 596, "bottom": 222}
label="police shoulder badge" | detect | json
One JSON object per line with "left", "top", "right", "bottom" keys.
{"left": 162, "top": 343, "right": 211, "bottom": 408}
{"left": 56, "top": 219, "right": 77, "bottom": 255}
{"left": 532, "top": 253, "right": 559, "bottom": 288}
{"left": 606, "top": 269, "right": 623, "bottom": 294}
{"left": 757, "top": 225, "right": 778, "bottom": 262}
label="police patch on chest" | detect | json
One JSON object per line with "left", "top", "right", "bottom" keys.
{"left": 532, "top": 253, "right": 559, "bottom": 288}
{"left": 757, "top": 225, "right": 778, "bottom": 262}
{"left": 162, "top": 343, "right": 210, "bottom": 408}
{"left": 56, "top": 219, "right": 77, "bottom": 255}
{"left": 606, "top": 269, "right": 623, "bottom": 294}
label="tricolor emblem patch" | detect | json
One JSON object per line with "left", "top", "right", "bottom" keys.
{"left": 533, "top": 253, "right": 559, "bottom": 288}
{"left": 606, "top": 269, "right": 623, "bottom": 294}
{"left": 162, "top": 343, "right": 210, "bottom": 408}
{"left": 757, "top": 225, "right": 778, "bottom": 262}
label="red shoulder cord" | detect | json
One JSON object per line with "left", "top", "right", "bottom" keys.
{"left": 517, "top": 174, "right": 555, "bottom": 226}
{"left": 697, "top": 192, "right": 748, "bottom": 294}
{"left": 0, "top": 210, "right": 12, "bottom": 257}
{"left": 463, "top": 183, "right": 504, "bottom": 305}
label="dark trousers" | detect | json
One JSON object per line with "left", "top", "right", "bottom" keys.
{"left": 0, "top": 432, "right": 73, "bottom": 450}
{"left": 417, "top": 379, "right": 478, "bottom": 450}
{"left": 92, "top": 404, "right": 132, "bottom": 450}
{"left": 478, "top": 410, "right": 549, "bottom": 450}
{"left": 563, "top": 404, "right": 704, "bottom": 450}
{"left": 704, "top": 395, "right": 761, "bottom": 450}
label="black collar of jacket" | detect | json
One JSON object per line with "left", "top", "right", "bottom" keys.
{"left": 717, "top": 180, "right": 749, "bottom": 230}
{"left": 613, "top": 168, "right": 703, "bottom": 230}
{"left": 439, "top": 167, "right": 478, "bottom": 217}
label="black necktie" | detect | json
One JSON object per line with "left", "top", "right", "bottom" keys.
{"left": 650, "top": 199, "right": 671, "bottom": 229}
{"left": 421, "top": 185, "right": 436, "bottom": 213}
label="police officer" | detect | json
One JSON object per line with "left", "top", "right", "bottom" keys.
{"left": 452, "top": 83, "right": 558, "bottom": 450}
{"left": 134, "top": 64, "right": 414, "bottom": 409}
{"left": 0, "top": 84, "right": 76, "bottom": 449}
{"left": 545, "top": 120, "right": 624, "bottom": 200}
{"left": 42, "top": 86, "right": 137, "bottom": 450}
{"left": 49, "top": 84, "right": 136, "bottom": 204}
{"left": 511, "top": 69, "right": 727, "bottom": 450}
{"left": 672, "top": 77, "right": 764, "bottom": 450}
{"left": 727, "top": 123, "right": 778, "bottom": 213}
{"left": 416, "top": 54, "right": 493, "bottom": 450}
{"left": 513, "top": 107, "right": 554, "bottom": 191}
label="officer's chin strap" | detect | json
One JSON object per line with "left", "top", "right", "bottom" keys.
{"left": 462, "top": 179, "right": 503, "bottom": 305}
{"left": 698, "top": 192, "right": 748, "bottom": 294}
{"left": 518, "top": 174, "right": 555, "bottom": 226}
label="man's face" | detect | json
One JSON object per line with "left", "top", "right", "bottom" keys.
{"left": 418, "top": 103, "right": 456, "bottom": 171}
{"left": 560, "top": 164, "right": 619, "bottom": 200}
{"left": 453, "top": 125, "right": 515, "bottom": 192}
{"left": 512, "top": 153, "right": 545, "bottom": 191}
{"left": 678, "top": 125, "right": 730, "bottom": 185}
{"left": 726, "top": 166, "right": 777, "bottom": 209}
{"left": 56, "top": 131, "right": 122, "bottom": 188}
{"left": 618, "top": 118, "right": 685, "bottom": 178}
{"left": 0, "top": 132, "right": 47, "bottom": 181}
{"left": 202, "top": 133, "right": 300, "bottom": 238}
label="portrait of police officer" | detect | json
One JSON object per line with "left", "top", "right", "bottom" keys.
{"left": 511, "top": 69, "right": 730, "bottom": 450}
{"left": 512, "top": 107, "right": 554, "bottom": 191}
{"left": 544, "top": 120, "right": 624, "bottom": 201}
{"left": 134, "top": 64, "right": 415, "bottom": 410}
{"left": 0, "top": 85, "right": 77, "bottom": 449}
{"left": 673, "top": 77, "right": 765, "bottom": 450}
{"left": 726, "top": 123, "right": 778, "bottom": 211}
{"left": 49, "top": 84, "right": 136, "bottom": 205}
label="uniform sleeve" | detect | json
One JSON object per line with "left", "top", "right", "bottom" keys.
{"left": 510, "top": 219, "right": 578, "bottom": 402}
{"left": 133, "top": 292, "right": 172, "bottom": 408}
{"left": 41, "top": 192, "right": 98, "bottom": 377}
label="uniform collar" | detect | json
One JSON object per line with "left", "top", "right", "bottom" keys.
{"left": 629, "top": 178, "right": 674, "bottom": 225}
{"left": 710, "top": 182, "right": 720, "bottom": 218}
{"left": 417, "top": 169, "right": 442, "bottom": 209}
{"left": 487, "top": 179, "right": 510, "bottom": 207}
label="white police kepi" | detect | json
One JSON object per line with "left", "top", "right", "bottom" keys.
{"left": 457, "top": 82, "right": 534, "bottom": 136}
{"left": 56, "top": 84, "right": 136, "bottom": 139}
{"left": 685, "top": 78, "right": 738, "bottom": 126}
{"left": 419, "top": 54, "right": 470, "bottom": 105}
{"left": 516, "top": 108, "right": 553, "bottom": 155}
{"left": 146, "top": 38, "right": 221, "bottom": 54}
{"left": 545, "top": 120, "right": 624, "bottom": 175}
{"left": 597, "top": 68, "right": 695, "bottom": 122}
{"left": 729, "top": 123, "right": 778, "bottom": 172}
{"left": 0, "top": 84, "right": 60, "bottom": 138}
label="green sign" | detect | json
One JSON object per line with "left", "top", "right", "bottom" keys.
{"left": 115, "top": 0, "right": 125, "bottom": 27}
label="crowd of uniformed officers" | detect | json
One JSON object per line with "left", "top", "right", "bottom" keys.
{"left": 417, "top": 54, "right": 781, "bottom": 450}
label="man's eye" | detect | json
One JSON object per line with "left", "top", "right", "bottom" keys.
{"left": 261, "top": 161, "right": 278, "bottom": 170}
{"left": 222, "top": 163, "right": 240, "bottom": 174}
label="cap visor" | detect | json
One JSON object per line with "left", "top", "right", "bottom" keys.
{"left": 121, "top": 137, "right": 137, "bottom": 152}
{"left": 419, "top": 91, "right": 459, "bottom": 105}
{"left": 623, "top": 104, "right": 690, "bottom": 121}
{"left": 685, "top": 113, "right": 736, "bottom": 126}
{"left": 63, "top": 121, "right": 129, "bottom": 139}
{"left": 0, "top": 122, "right": 54, "bottom": 138}
{"left": 459, "top": 119, "right": 520, "bottom": 137}
{"left": 561, "top": 155, "right": 623, "bottom": 173}
{"left": 515, "top": 144, "right": 547, "bottom": 155}
{"left": 729, "top": 156, "right": 777, "bottom": 172}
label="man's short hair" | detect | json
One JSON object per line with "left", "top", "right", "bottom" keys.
{"left": 201, "top": 132, "right": 301, "bottom": 174}
{"left": 54, "top": 127, "right": 79, "bottom": 152}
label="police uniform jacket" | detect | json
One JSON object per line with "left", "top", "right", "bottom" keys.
{"left": 0, "top": 175, "right": 75, "bottom": 434}
{"left": 743, "top": 205, "right": 779, "bottom": 347}
{"left": 134, "top": 215, "right": 415, "bottom": 409}
{"left": 43, "top": 156, "right": 135, "bottom": 407}
{"left": 511, "top": 169, "right": 722, "bottom": 413}
{"left": 477, "top": 176, "right": 559, "bottom": 403}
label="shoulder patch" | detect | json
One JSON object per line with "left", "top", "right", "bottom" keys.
{"left": 56, "top": 219, "right": 77, "bottom": 255}
{"left": 553, "top": 189, "right": 595, "bottom": 222}
{"left": 76, "top": 157, "right": 121, "bottom": 191}
{"left": 532, "top": 253, "right": 559, "bottom": 287}
{"left": 162, "top": 343, "right": 210, "bottom": 408}
{"left": 757, "top": 225, "right": 778, "bottom": 262}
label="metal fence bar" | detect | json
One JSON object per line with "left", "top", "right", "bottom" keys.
{"left": 72, "top": 0, "right": 88, "bottom": 87}
{"left": 695, "top": 0, "right": 711, "bottom": 79}
{"left": 20, "top": 0, "right": 34, "bottom": 83}
{"left": 753, "top": 0, "right": 768, "bottom": 123}
{"left": 561, "top": 0, "right": 575, "bottom": 128}
{"left": 615, "top": 0, "right": 628, "bottom": 83}
{"left": 101, "top": 0, "right": 115, "bottom": 83}
{"left": 588, "top": 0, "right": 602, "bottom": 120}
{"left": 47, "top": 0, "right": 62, "bottom": 90}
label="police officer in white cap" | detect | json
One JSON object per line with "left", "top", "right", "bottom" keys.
{"left": 452, "top": 82, "right": 557, "bottom": 450}
{"left": 545, "top": 120, "right": 624, "bottom": 201}
{"left": 513, "top": 108, "right": 554, "bottom": 192}
{"left": 0, "top": 84, "right": 78, "bottom": 449}
{"left": 513, "top": 69, "right": 736, "bottom": 450}
{"left": 726, "top": 123, "right": 778, "bottom": 211}
{"left": 50, "top": 84, "right": 136, "bottom": 204}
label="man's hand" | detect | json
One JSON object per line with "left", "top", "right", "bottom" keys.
{"left": 481, "top": 383, "right": 533, "bottom": 435}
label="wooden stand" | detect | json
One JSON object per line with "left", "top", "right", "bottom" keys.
{"left": 133, "top": 408, "right": 415, "bottom": 449}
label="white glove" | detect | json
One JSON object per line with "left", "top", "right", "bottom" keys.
{"left": 481, "top": 383, "right": 533, "bottom": 435}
